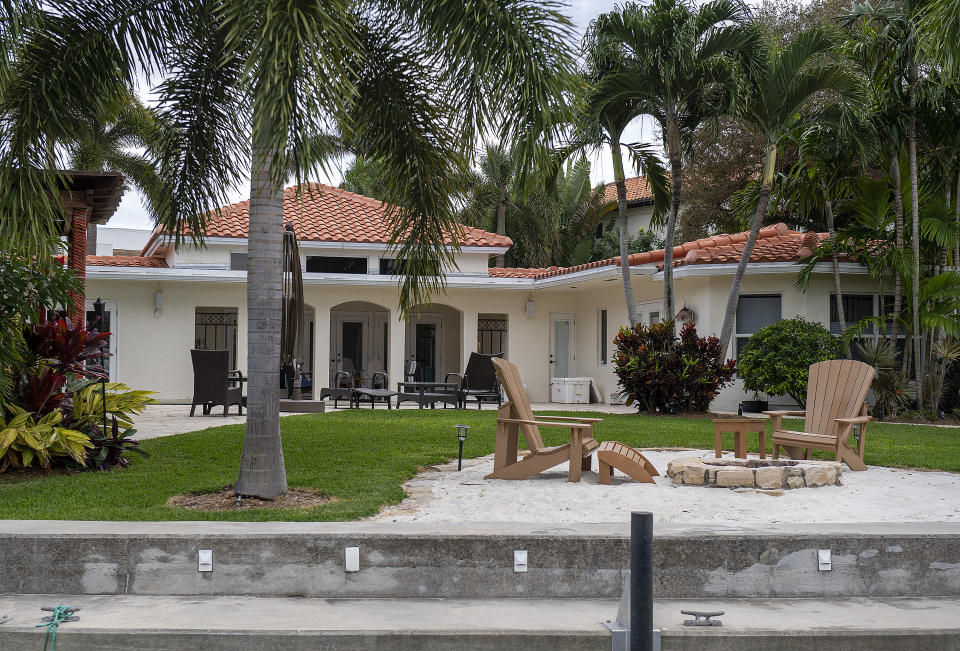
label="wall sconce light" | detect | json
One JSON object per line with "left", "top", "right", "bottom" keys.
{"left": 676, "top": 306, "right": 695, "bottom": 323}
{"left": 524, "top": 297, "right": 535, "bottom": 317}
{"left": 153, "top": 290, "right": 164, "bottom": 318}
{"left": 455, "top": 424, "right": 470, "bottom": 470}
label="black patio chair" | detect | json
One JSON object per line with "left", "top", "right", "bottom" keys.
{"left": 190, "top": 349, "right": 244, "bottom": 416}
{"left": 456, "top": 352, "right": 504, "bottom": 409}
{"left": 319, "top": 370, "right": 354, "bottom": 408}
{"left": 352, "top": 371, "right": 398, "bottom": 409}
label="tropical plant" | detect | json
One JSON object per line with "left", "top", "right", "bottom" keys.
{"left": 70, "top": 382, "right": 156, "bottom": 431}
{"left": 922, "top": 337, "right": 960, "bottom": 416}
{"left": 0, "top": 405, "right": 91, "bottom": 471}
{"left": 716, "top": 27, "right": 864, "bottom": 357}
{"left": 588, "top": 0, "right": 755, "bottom": 329}
{"left": 1, "top": 0, "right": 579, "bottom": 498}
{"left": 857, "top": 337, "right": 911, "bottom": 417}
{"left": 589, "top": 228, "right": 662, "bottom": 262}
{"left": 339, "top": 155, "right": 390, "bottom": 202}
{"left": 736, "top": 317, "right": 844, "bottom": 406}
{"left": 613, "top": 321, "right": 736, "bottom": 413}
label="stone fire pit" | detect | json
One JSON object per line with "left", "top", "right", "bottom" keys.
{"left": 667, "top": 456, "right": 842, "bottom": 489}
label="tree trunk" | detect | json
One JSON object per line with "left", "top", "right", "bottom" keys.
{"left": 662, "top": 118, "right": 682, "bottom": 332}
{"left": 908, "top": 61, "right": 922, "bottom": 408}
{"left": 717, "top": 143, "right": 776, "bottom": 358}
{"left": 823, "top": 183, "right": 845, "bottom": 333}
{"left": 610, "top": 139, "right": 639, "bottom": 326}
{"left": 889, "top": 152, "right": 905, "bottom": 363}
{"left": 495, "top": 189, "right": 507, "bottom": 268}
{"left": 235, "top": 130, "right": 288, "bottom": 500}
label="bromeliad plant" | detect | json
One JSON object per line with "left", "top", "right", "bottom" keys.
{"left": 70, "top": 382, "right": 155, "bottom": 469}
{"left": 613, "top": 321, "right": 736, "bottom": 413}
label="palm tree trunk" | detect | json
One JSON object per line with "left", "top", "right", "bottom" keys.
{"left": 662, "top": 118, "right": 682, "bottom": 332}
{"left": 610, "top": 139, "right": 639, "bottom": 327}
{"left": 236, "top": 127, "right": 288, "bottom": 500}
{"left": 908, "top": 61, "right": 922, "bottom": 408}
{"left": 823, "top": 184, "right": 845, "bottom": 333}
{"left": 495, "top": 189, "right": 507, "bottom": 268}
{"left": 718, "top": 143, "right": 776, "bottom": 358}
{"left": 889, "top": 152, "right": 905, "bottom": 360}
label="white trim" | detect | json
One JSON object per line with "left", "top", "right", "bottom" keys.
{"left": 147, "top": 235, "right": 508, "bottom": 257}
{"left": 88, "top": 259, "right": 869, "bottom": 289}
{"left": 661, "top": 261, "right": 868, "bottom": 279}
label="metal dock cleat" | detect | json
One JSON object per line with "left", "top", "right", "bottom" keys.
{"left": 681, "top": 609, "right": 723, "bottom": 626}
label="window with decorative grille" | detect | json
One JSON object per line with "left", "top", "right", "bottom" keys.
{"left": 477, "top": 315, "right": 508, "bottom": 357}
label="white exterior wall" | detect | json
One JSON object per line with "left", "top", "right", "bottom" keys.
{"left": 88, "top": 263, "right": 880, "bottom": 409}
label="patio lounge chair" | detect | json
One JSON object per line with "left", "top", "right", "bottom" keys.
{"left": 765, "top": 359, "right": 875, "bottom": 471}
{"left": 454, "top": 352, "right": 503, "bottom": 409}
{"left": 319, "top": 370, "right": 353, "bottom": 408}
{"left": 189, "top": 349, "right": 243, "bottom": 416}
{"left": 352, "top": 371, "right": 398, "bottom": 408}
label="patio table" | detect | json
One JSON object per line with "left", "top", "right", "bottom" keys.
{"left": 713, "top": 418, "right": 767, "bottom": 459}
{"left": 396, "top": 381, "right": 461, "bottom": 409}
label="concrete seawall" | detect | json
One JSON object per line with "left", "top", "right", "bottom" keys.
{"left": 3, "top": 521, "right": 958, "bottom": 599}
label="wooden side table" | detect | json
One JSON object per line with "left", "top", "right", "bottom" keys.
{"left": 713, "top": 418, "right": 767, "bottom": 459}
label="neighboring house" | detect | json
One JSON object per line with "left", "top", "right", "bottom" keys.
{"left": 601, "top": 176, "right": 658, "bottom": 236}
{"left": 85, "top": 182, "right": 883, "bottom": 411}
{"left": 89, "top": 226, "right": 152, "bottom": 256}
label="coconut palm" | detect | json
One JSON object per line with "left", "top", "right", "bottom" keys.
{"left": 2, "top": 0, "right": 576, "bottom": 498}
{"left": 588, "top": 0, "right": 755, "bottom": 329}
{"left": 716, "top": 27, "right": 864, "bottom": 357}
{"left": 459, "top": 143, "right": 518, "bottom": 268}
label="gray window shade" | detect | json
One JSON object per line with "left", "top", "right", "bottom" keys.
{"left": 230, "top": 252, "right": 248, "bottom": 271}
{"left": 830, "top": 295, "right": 874, "bottom": 334}
{"left": 735, "top": 295, "right": 782, "bottom": 334}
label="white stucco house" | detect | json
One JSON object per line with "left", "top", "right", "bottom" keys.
{"left": 83, "top": 178, "right": 884, "bottom": 410}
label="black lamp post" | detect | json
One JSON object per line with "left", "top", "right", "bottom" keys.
{"left": 455, "top": 424, "right": 469, "bottom": 471}
{"left": 92, "top": 298, "right": 107, "bottom": 439}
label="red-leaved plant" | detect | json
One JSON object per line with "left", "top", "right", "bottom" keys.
{"left": 613, "top": 321, "right": 736, "bottom": 413}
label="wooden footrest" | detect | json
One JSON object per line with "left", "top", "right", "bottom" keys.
{"left": 597, "top": 440, "right": 659, "bottom": 485}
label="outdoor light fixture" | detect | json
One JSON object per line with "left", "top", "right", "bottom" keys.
{"left": 455, "top": 424, "right": 470, "bottom": 471}
{"left": 93, "top": 298, "right": 108, "bottom": 439}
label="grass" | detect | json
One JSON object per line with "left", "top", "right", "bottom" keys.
{"left": 0, "top": 410, "right": 957, "bottom": 521}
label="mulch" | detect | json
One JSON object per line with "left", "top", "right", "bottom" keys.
{"left": 166, "top": 486, "right": 337, "bottom": 511}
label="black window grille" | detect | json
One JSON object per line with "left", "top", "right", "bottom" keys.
{"left": 195, "top": 309, "right": 238, "bottom": 367}
{"left": 478, "top": 317, "right": 508, "bottom": 356}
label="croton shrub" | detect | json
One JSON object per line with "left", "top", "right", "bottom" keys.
{"left": 0, "top": 312, "right": 154, "bottom": 472}
{"left": 613, "top": 321, "right": 737, "bottom": 413}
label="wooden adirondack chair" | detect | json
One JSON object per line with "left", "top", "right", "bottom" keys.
{"left": 765, "top": 359, "right": 875, "bottom": 471}
{"left": 485, "top": 357, "right": 600, "bottom": 482}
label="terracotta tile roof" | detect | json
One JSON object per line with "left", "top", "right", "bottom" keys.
{"left": 602, "top": 176, "right": 654, "bottom": 205}
{"left": 143, "top": 183, "right": 511, "bottom": 253}
{"left": 86, "top": 255, "right": 168, "bottom": 268}
{"left": 486, "top": 223, "right": 840, "bottom": 280}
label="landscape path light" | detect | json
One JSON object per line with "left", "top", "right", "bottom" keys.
{"left": 455, "top": 424, "right": 470, "bottom": 471}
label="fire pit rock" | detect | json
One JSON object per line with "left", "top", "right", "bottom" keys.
{"left": 667, "top": 456, "right": 842, "bottom": 489}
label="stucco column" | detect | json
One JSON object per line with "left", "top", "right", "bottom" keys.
{"left": 67, "top": 207, "right": 89, "bottom": 324}
{"left": 461, "top": 309, "right": 478, "bottom": 370}
{"left": 388, "top": 309, "right": 406, "bottom": 387}
{"left": 315, "top": 303, "right": 331, "bottom": 388}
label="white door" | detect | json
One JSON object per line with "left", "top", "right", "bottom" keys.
{"left": 85, "top": 300, "right": 118, "bottom": 381}
{"left": 406, "top": 314, "right": 444, "bottom": 382}
{"left": 549, "top": 312, "right": 575, "bottom": 378}
{"left": 331, "top": 312, "right": 371, "bottom": 384}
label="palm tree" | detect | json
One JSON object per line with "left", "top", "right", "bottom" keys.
{"left": 716, "top": 28, "right": 864, "bottom": 357}
{"left": 581, "top": 20, "right": 668, "bottom": 326}
{"left": 459, "top": 143, "right": 517, "bottom": 268}
{"left": 3, "top": 0, "right": 577, "bottom": 498}
{"left": 843, "top": 0, "right": 926, "bottom": 405}
{"left": 589, "top": 0, "right": 755, "bottom": 330}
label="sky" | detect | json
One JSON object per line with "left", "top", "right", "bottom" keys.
{"left": 107, "top": 0, "right": 651, "bottom": 230}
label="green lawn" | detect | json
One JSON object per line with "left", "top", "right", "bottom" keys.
{"left": 0, "top": 410, "right": 957, "bottom": 521}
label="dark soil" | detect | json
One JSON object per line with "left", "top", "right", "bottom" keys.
{"left": 0, "top": 466, "right": 82, "bottom": 483}
{"left": 166, "top": 486, "right": 337, "bottom": 511}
